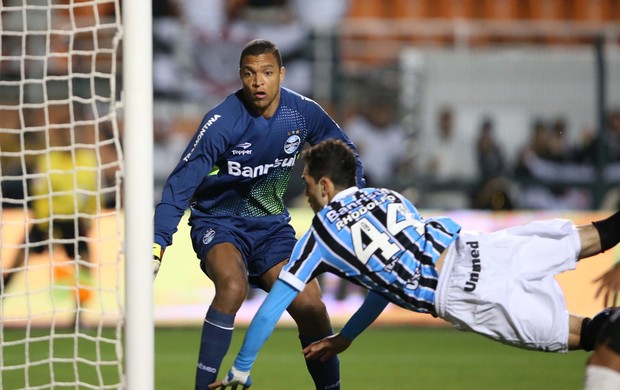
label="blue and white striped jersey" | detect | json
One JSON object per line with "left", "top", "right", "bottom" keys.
{"left": 281, "top": 187, "right": 461, "bottom": 315}
{"left": 154, "top": 87, "right": 364, "bottom": 247}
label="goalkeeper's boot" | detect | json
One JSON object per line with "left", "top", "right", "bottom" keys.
{"left": 581, "top": 307, "right": 620, "bottom": 351}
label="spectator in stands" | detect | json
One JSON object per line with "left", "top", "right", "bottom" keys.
{"left": 344, "top": 93, "right": 412, "bottom": 188}
{"left": 178, "top": 0, "right": 313, "bottom": 102}
{"left": 470, "top": 115, "right": 513, "bottom": 210}
{"left": 153, "top": 0, "right": 183, "bottom": 99}
{"left": 577, "top": 108, "right": 620, "bottom": 165}
{"left": 419, "top": 105, "right": 476, "bottom": 209}
{"left": 153, "top": 111, "right": 196, "bottom": 205}
{"left": 227, "top": 0, "right": 313, "bottom": 95}
{"left": 547, "top": 116, "right": 581, "bottom": 163}
{"left": 173, "top": 0, "right": 243, "bottom": 103}
{"left": 514, "top": 117, "right": 591, "bottom": 210}
{"left": 608, "top": 108, "right": 620, "bottom": 163}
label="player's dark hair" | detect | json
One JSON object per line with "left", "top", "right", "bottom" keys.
{"left": 302, "top": 139, "right": 357, "bottom": 189}
{"left": 239, "top": 39, "right": 283, "bottom": 68}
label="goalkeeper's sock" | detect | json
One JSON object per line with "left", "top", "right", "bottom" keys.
{"left": 300, "top": 333, "right": 340, "bottom": 390}
{"left": 195, "top": 306, "right": 235, "bottom": 390}
{"left": 592, "top": 210, "right": 620, "bottom": 252}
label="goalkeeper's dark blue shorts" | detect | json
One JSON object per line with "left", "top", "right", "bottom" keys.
{"left": 189, "top": 211, "right": 296, "bottom": 286}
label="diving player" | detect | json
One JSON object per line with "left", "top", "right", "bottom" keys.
{"left": 211, "top": 138, "right": 620, "bottom": 389}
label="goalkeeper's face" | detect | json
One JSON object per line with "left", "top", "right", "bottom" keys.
{"left": 239, "top": 53, "right": 285, "bottom": 119}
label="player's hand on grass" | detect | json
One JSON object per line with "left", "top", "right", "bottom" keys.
{"left": 594, "top": 262, "right": 620, "bottom": 307}
{"left": 153, "top": 244, "right": 164, "bottom": 279}
{"left": 303, "top": 333, "right": 351, "bottom": 362}
{"left": 208, "top": 367, "right": 252, "bottom": 389}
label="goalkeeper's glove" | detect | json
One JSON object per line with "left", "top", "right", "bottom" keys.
{"left": 221, "top": 366, "right": 252, "bottom": 388}
{"left": 153, "top": 243, "right": 164, "bottom": 279}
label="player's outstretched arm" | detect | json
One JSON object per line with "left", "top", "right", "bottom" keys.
{"left": 303, "top": 333, "right": 351, "bottom": 362}
{"left": 304, "top": 290, "right": 389, "bottom": 361}
{"left": 594, "top": 261, "right": 620, "bottom": 307}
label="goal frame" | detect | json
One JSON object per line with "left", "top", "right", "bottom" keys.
{"left": 122, "top": 1, "right": 154, "bottom": 389}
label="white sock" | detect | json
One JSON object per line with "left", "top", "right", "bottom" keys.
{"left": 584, "top": 365, "right": 620, "bottom": 390}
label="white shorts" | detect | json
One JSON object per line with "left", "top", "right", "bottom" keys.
{"left": 435, "top": 219, "right": 581, "bottom": 352}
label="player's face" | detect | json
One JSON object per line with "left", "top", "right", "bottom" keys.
{"left": 302, "top": 167, "right": 327, "bottom": 213}
{"left": 239, "top": 53, "right": 285, "bottom": 119}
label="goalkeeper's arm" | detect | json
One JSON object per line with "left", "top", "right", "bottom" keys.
{"left": 153, "top": 243, "right": 165, "bottom": 278}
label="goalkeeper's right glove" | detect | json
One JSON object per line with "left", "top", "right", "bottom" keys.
{"left": 153, "top": 243, "right": 164, "bottom": 279}
{"left": 220, "top": 366, "right": 252, "bottom": 388}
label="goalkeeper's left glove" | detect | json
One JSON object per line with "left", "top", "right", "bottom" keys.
{"left": 221, "top": 366, "right": 252, "bottom": 388}
{"left": 153, "top": 243, "right": 164, "bottom": 280}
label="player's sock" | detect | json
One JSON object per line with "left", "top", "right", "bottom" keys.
{"left": 584, "top": 365, "right": 620, "bottom": 390}
{"left": 195, "top": 306, "right": 235, "bottom": 389}
{"left": 581, "top": 308, "right": 618, "bottom": 351}
{"left": 299, "top": 334, "right": 340, "bottom": 390}
{"left": 592, "top": 210, "right": 620, "bottom": 252}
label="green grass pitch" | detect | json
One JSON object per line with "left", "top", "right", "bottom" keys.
{"left": 156, "top": 326, "right": 588, "bottom": 389}
{"left": 1, "top": 326, "right": 589, "bottom": 389}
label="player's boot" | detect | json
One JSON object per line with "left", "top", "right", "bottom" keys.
{"left": 581, "top": 307, "right": 620, "bottom": 351}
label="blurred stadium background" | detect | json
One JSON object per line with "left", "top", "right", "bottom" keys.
{"left": 156, "top": 0, "right": 618, "bottom": 325}
{"left": 2, "top": 0, "right": 620, "bottom": 388}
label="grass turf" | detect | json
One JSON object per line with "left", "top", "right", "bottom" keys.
{"left": 155, "top": 326, "right": 588, "bottom": 389}
{"left": 1, "top": 326, "right": 589, "bottom": 389}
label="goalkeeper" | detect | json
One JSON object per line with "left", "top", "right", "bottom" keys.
{"left": 152, "top": 39, "right": 365, "bottom": 390}
{"left": 211, "top": 139, "right": 620, "bottom": 389}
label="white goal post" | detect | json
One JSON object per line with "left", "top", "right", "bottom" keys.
{"left": 0, "top": 0, "right": 153, "bottom": 388}
{"left": 122, "top": 0, "right": 154, "bottom": 389}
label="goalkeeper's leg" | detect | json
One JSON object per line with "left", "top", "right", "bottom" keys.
{"left": 287, "top": 279, "right": 340, "bottom": 390}
{"left": 195, "top": 243, "right": 248, "bottom": 389}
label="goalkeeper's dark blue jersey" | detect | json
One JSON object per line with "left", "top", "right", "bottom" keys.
{"left": 154, "top": 88, "right": 364, "bottom": 247}
{"left": 280, "top": 187, "right": 461, "bottom": 314}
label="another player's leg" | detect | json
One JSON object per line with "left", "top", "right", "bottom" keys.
{"left": 197, "top": 243, "right": 248, "bottom": 389}
{"left": 259, "top": 263, "right": 340, "bottom": 390}
{"left": 289, "top": 279, "right": 340, "bottom": 390}
{"left": 569, "top": 309, "right": 620, "bottom": 351}
{"left": 59, "top": 220, "right": 93, "bottom": 327}
{"left": 584, "top": 309, "right": 620, "bottom": 389}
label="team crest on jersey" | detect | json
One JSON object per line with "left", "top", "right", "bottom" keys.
{"left": 202, "top": 228, "right": 216, "bottom": 245}
{"left": 284, "top": 135, "right": 301, "bottom": 154}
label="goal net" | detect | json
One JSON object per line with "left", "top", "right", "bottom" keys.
{"left": 1, "top": 1, "right": 125, "bottom": 388}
